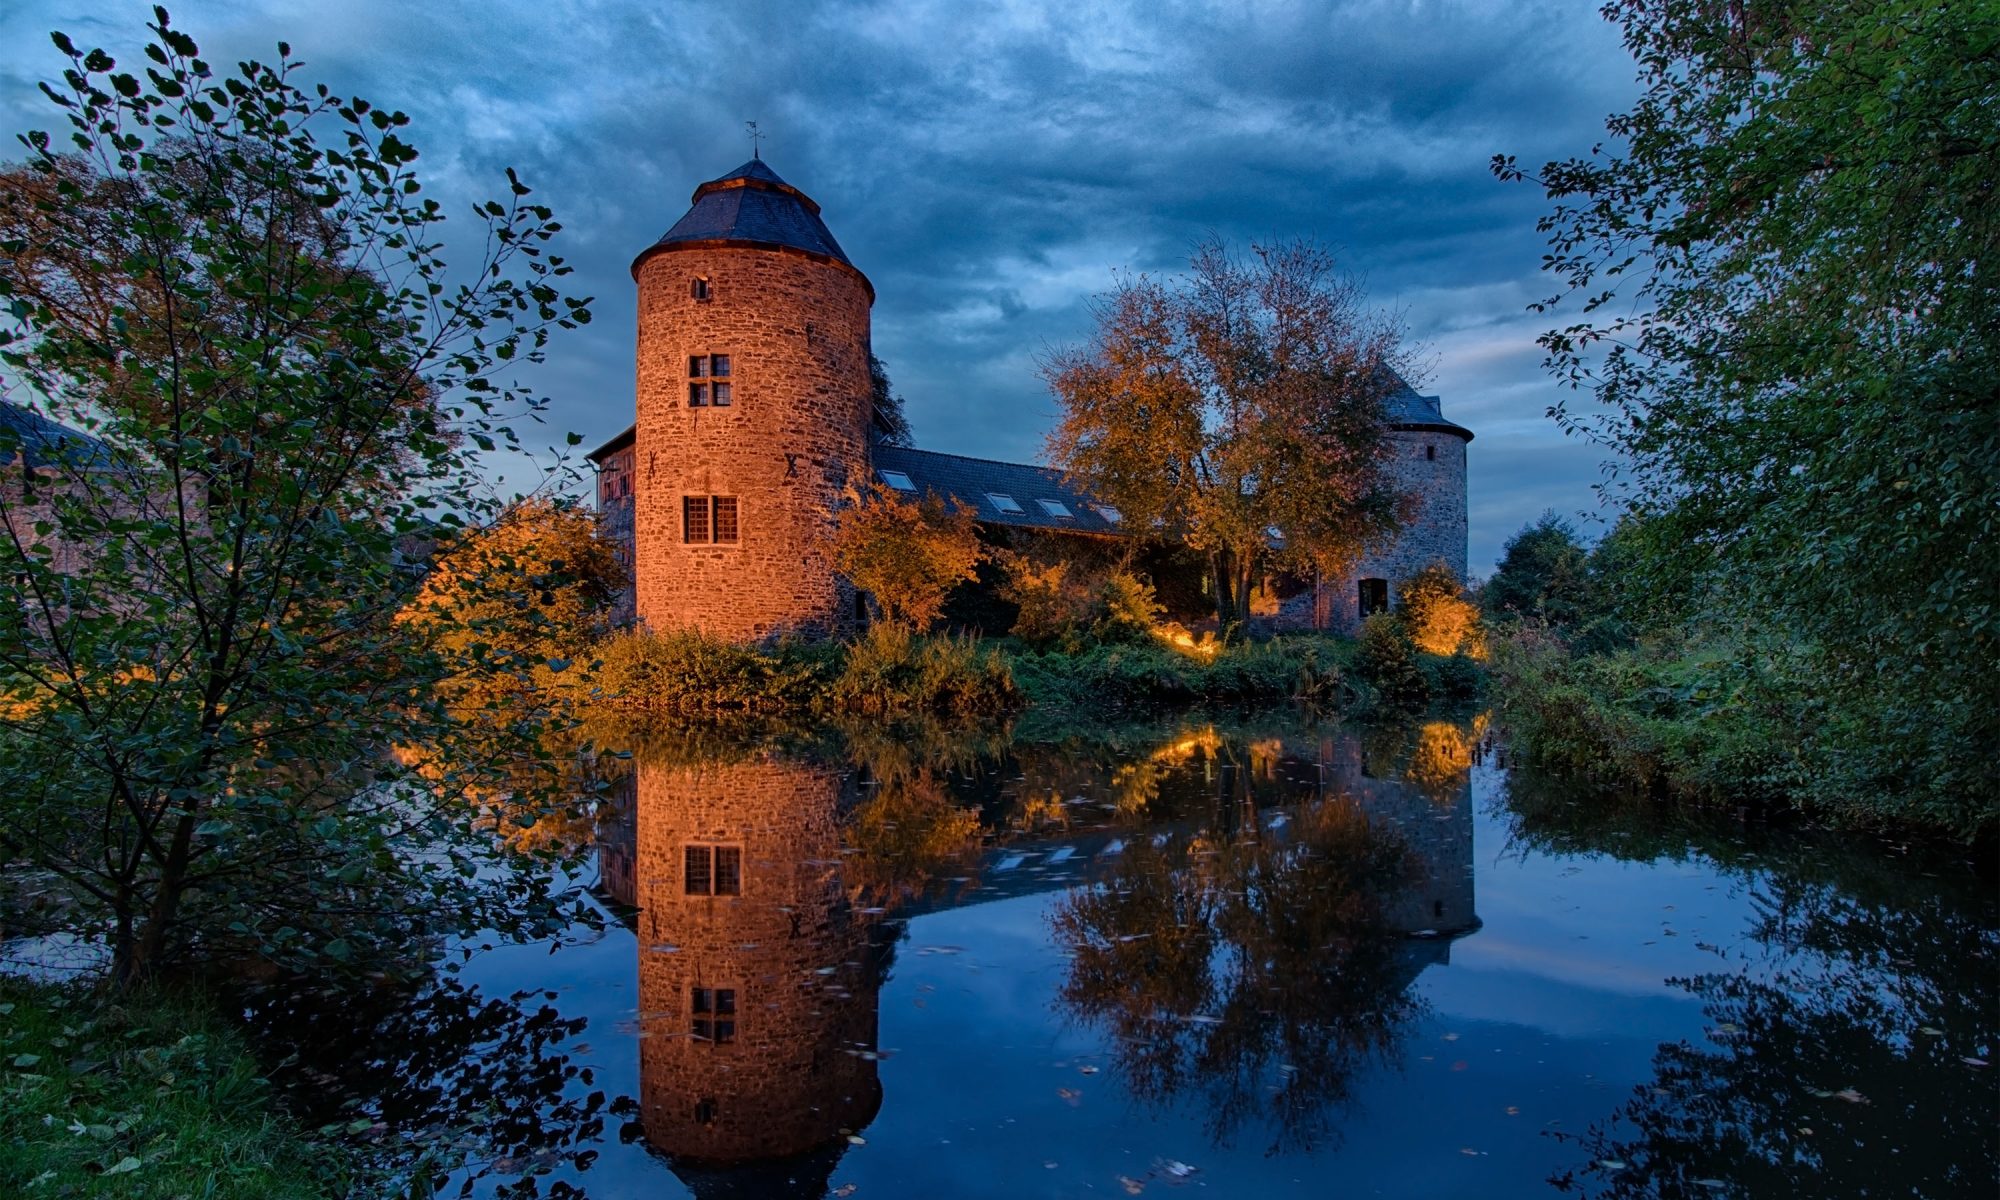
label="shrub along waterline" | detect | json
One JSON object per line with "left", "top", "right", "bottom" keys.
{"left": 0, "top": 977, "right": 349, "bottom": 1199}
{"left": 559, "top": 624, "right": 1483, "bottom": 722}
{"left": 1486, "top": 629, "right": 1994, "bottom": 838}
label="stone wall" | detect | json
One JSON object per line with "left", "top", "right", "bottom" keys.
{"left": 632, "top": 245, "right": 873, "bottom": 642}
{"left": 593, "top": 445, "right": 637, "bottom": 626}
{"left": 634, "top": 755, "right": 883, "bottom": 1165}
{"left": 1275, "top": 426, "right": 1471, "bottom": 634}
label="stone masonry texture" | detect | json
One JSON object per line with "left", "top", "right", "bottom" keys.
{"left": 632, "top": 243, "right": 872, "bottom": 642}
{"left": 635, "top": 755, "right": 883, "bottom": 1164}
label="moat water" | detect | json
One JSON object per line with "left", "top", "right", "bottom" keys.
{"left": 243, "top": 712, "right": 1998, "bottom": 1199}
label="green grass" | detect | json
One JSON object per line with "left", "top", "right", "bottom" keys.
{"left": 0, "top": 977, "right": 345, "bottom": 1199}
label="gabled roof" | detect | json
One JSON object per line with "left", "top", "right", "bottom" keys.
{"left": 871, "top": 445, "right": 1122, "bottom": 537}
{"left": 585, "top": 424, "right": 634, "bottom": 464}
{"left": 0, "top": 401, "right": 115, "bottom": 471}
{"left": 636, "top": 158, "right": 867, "bottom": 293}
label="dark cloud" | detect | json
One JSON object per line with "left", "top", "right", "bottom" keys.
{"left": 0, "top": 0, "right": 1639, "bottom": 574}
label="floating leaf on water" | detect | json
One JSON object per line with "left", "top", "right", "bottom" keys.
{"left": 1962, "top": 1057, "right": 1989, "bottom": 1068}
{"left": 833, "top": 1185, "right": 858, "bottom": 1197}
{"left": 1599, "top": 1160, "right": 1628, "bottom": 1171}
{"left": 846, "top": 1134, "right": 866, "bottom": 1145}
{"left": 1118, "top": 1176, "right": 1145, "bottom": 1195}
{"left": 1157, "top": 1158, "right": 1197, "bottom": 1177}
{"left": 1832, "top": 1088, "right": 1869, "bottom": 1104}
{"left": 1917, "top": 1026, "right": 1944, "bottom": 1036}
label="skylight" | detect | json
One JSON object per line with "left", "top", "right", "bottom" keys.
{"left": 1091, "top": 503, "right": 1121, "bottom": 523}
{"left": 985, "top": 492, "right": 1024, "bottom": 514}
{"left": 879, "top": 469, "right": 916, "bottom": 491}
{"left": 1036, "top": 498, "right": 1073, "bottom": 519}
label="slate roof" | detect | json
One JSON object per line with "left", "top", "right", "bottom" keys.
{"left": 1385, "top": 377, "right": 1473, "bottom": 440}
{"left": 585, "top": 424, "right": 634, "bottom": 464}
{"left": 0, "top": 401, "right": 115, "bottom": 471}
{"left": 871, "top": 444, "right": 1122, "bottom": 537}
{"left": 641, "top": 158, "right": 858, "bottom": 273}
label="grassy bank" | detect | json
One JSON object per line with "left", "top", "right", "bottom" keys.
{"left": 1488, "top": 630, "right": 1995, "bottom": 838}
{"left": 0, "top": 977, "right": 345, "bottom": 1199}
{"left": 562, "top": 622, "right": 1481, "bottom": 722}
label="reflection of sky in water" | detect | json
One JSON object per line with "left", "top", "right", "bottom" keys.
{"left": 403, "top": 736, "right": 1990, "bottom": 1199}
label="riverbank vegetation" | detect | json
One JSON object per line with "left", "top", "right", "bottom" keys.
{"left": 1491, "top": 0, "right": 1997, "bottom": 839}
{"left": 0, "top": 977, "right": 346, "bottom": 1198}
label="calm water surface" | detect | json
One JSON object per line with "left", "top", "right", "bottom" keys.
{"left": 246, "top": 714, "right": 1998, "bottom": 1198}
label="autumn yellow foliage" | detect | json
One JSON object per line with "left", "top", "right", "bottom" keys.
{"left": 832, "top": 481, "right": 986, "bottom": 630}
{"left": 1396, "top": 562, "right": 1485, "bottom": 659}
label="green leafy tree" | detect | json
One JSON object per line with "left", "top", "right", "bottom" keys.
{"left": 0, "top": 10, "right": 593, "bottom": 985}
{"left": 1482, "top": 512, "right": 1593, "bottom": 626}
{"left": 1044, "top": 237, "right": 1412, "bottom": 628}
{"left": 1495, "top": 0, "right": 2000, "bottom": 820}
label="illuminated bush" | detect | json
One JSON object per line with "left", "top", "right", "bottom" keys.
{"left": 1397, "top": 562, "right": 1484, "bottom": 658}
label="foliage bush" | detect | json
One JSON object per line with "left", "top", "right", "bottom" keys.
{"left": 1007, "top": 635, "right": 1352, "bottom": 713}
{"left": 1397, "top": 562, "right": 1484, "bottom": 658}
{"left": 1094, "top": 570, "right": 1167, "bottom": 644}
{"left": 573, "top": 625, "right": 1017, "bottom": 719}
{"left": 831, "top": 481, "right": 985, "bottom": 629}
{"left": 575, "top": 628, "right": 835, "bottom": 713}
{"left": 0, "top": 978, "right": 347, "bottom": 1198}
{"left": 829, "top": 624, "right": 1018, "bottom": 717}
{"left": 1351, "top": 613, "right": 1430, "bottom": 711}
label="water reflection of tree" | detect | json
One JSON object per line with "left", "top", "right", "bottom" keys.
{"left": 238, "top": 977, "right": 605, "bottom": 1199}
{"left": 1551, "top": 962, "right": 1998, "bottom": 1199}
{"left": 1499, "top": 762, "right": 1999, "bottom": 1199}
{"left": 1051, "top": 797, "right": 1425, "bottom": 1153}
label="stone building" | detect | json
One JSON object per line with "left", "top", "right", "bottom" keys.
{"left": 590, "top": 721, "right": 1479, "bottom": 1192}
{"left": 617, "top": 755, "right": 888, "bottom": 1196}
{"left": 588, "top": 157, "right": 1471, "bottom": 640}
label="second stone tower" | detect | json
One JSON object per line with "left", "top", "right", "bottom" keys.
{"left": 631, "top": 158, "right": 873, "bottom": 641}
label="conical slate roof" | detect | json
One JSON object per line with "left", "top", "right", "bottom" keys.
{"left": 641, "top": 158, "right": 857, "bottom": 271}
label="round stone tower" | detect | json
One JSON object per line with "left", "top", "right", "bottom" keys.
{"left": 631, "top": 158, "right": 874, "bottom": 642}
{"left": 1321, "top": 381, "right": 1474, "bottom": 633}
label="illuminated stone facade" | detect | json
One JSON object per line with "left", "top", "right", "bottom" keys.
{"left": 631, "top": 755, "right": 884, "bottom": 1178}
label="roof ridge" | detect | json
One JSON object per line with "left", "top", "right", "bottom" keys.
{"left": 879, "top": 444, "right": 1065, "bottom": 475}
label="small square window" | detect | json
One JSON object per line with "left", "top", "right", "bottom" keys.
{"left": 1091, "top": 503, "right": 1121, "bottom": 523}
{"left": 686, "top": 354, "right": 731, "bottom": 407}
{"left": 683, "top": 497, "right": 739, "bottom": 545}
{"left": 1035, "top": 498, "right": 1073, "bottom": 519}
{"left": 690, "top": 278, "right": 711, "bottom": 302}
{"left": 985, "top": 492, "right": 1023, "bottom": 514}
{"left": 878, "top": 470, "right": 916, "bottom": 491}
{"left": 684, "top": 844, "right": 743, "bottom": 895}
{"left": 692, "top": 987, "right": 738, "bottom": 1044}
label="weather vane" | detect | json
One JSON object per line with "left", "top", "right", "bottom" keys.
{"left": 746, "top": 120, "right": 765, "bottom": 160}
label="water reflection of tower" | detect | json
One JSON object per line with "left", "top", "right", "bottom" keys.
{"left": 1318, "top": 723, "right": 1479, "bottom": 941}
{"left": 631, "top": 756, "right": 887, "bottom": 1196}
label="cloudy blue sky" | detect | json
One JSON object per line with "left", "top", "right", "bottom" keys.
{"left": 0, "top": 0, "right": 1640, "bottom": 576}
